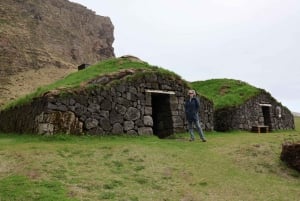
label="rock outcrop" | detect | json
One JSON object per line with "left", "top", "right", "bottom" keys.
{"left": 0, "top": 0, "right": 115, "bottom": 107}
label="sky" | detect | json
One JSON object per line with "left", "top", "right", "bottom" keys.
{"left": 70, "top": 0, "right": 300, "bottom": 112}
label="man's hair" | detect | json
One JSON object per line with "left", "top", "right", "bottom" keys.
{"left": 188, "top": 89, "right": 195, "bottom": 95}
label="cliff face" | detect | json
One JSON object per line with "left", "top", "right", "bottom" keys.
{"left": 0, "top": 0, "right": 115, "bottom": 106}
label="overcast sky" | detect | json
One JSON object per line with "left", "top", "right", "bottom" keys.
{"left": 71, "top": 0, "right": 300, "bottom": 112}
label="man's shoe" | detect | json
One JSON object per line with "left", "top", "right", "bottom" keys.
{"left": 202, "top": 139, "right": 207, "bottom": 142}
{"left": 189, "top": 138, "right": 195, "bottom": 142}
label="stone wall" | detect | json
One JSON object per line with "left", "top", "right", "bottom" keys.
{"left": 0, "top": 71, "right": 214, "bottom": 136}
{"left": 214, "top": 91, "right": 294, "bottom": 131}
{"left": 0, "top": 99, "right": 47, "bottom": 134}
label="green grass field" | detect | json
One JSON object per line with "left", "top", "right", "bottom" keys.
{"left": 295, "top": 116, "right": 300, "bottom": 131}
{"left": 0, "top": 119, "right": 299, "bottom": 201}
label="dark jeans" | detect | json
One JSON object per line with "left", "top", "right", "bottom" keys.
{"left": 188, "top": 120, "right": 206, "bottom": 140}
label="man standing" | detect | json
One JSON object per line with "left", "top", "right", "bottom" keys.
{"left": 185, "top": 89, "right": 207, "bottom": 142}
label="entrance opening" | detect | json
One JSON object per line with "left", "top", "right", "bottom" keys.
{"left": 262, "top": 106, "right": 272, "bottom": 130}
{"left": 151, "top": 93, "right": 173, "bottom": 138}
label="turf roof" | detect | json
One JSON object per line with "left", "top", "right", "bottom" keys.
{"left": 2, "top": 57, "right": 266, "bottom": 111}
{"left": 191, "top": 78, "right": 261, "bottom": 110}
{"left": 2, "top": 57, "right": 187, "bottom": 110}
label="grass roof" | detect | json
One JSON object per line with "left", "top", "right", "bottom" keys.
{"left": 191, "top": 78, "right": 261, "bottom": 110}
{"left": 2, "top": 57, "right": 186, "bottom": 110}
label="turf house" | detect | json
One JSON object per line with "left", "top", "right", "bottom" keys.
{"left": 0, "top": 57, "right": 214, "bottom": 138}
{"left": 192, "top": 79, "right": 295, "bottom": 132}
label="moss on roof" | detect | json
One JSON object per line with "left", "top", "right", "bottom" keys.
{"left": 191, "top": 78, "right": 261, "bottom": 110}
{"left": 2, "top": 57, "right": 188, "bottom": 110}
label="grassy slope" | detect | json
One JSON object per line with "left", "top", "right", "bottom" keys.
{"left": 2, "top": 58, "right": 181, "bottom": 110}
{"left": 191, "top": 79, "right": 261, "bottom": 109}
{"left": 295, "top": 116, "right": 300, "bottom": 131}
{"left": 0, "top": 128, "right": 299, "bottom": 201}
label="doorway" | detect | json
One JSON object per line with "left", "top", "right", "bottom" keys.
{"left": 261, "top": 106, "right": 272, "bottom": 130}
{"left": 151, "top": 93, "right": 173, "bottom": 138}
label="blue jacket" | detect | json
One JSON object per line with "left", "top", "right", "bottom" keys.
{"left": 185, "top": 97, "right": 200, "bottom": 122}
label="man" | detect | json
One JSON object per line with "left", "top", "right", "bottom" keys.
{"left": 185, "top": 89, "right": 207, "bottom": 142}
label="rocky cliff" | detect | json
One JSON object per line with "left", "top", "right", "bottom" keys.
{"left": 0, "top": 0, "right": 115, "bottom": 107}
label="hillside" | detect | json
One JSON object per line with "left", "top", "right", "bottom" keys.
{"left": 0, "top": 0, "right": 115, "bottom": 107}
{"left": 191, "top": 79, "right": 261, "bottom": 109}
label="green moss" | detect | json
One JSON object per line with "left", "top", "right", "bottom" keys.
{"left": 191, "top": 78, "right": 261, "bottom": 110}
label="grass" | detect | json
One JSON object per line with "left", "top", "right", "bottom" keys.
{"left": 0, "top": 175, "right": 71, "bottom": 201}
{"left": 191, "top": 78, "right": 261, "bottom": 109}
{"left": 0, "top": 126, "right": 300, "bottom": 201}
{"left": 2, "top": 57, "right": 184, "bottom": 110}
{"left": 294, "top": 116, "right": 300, "bottom": 131}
